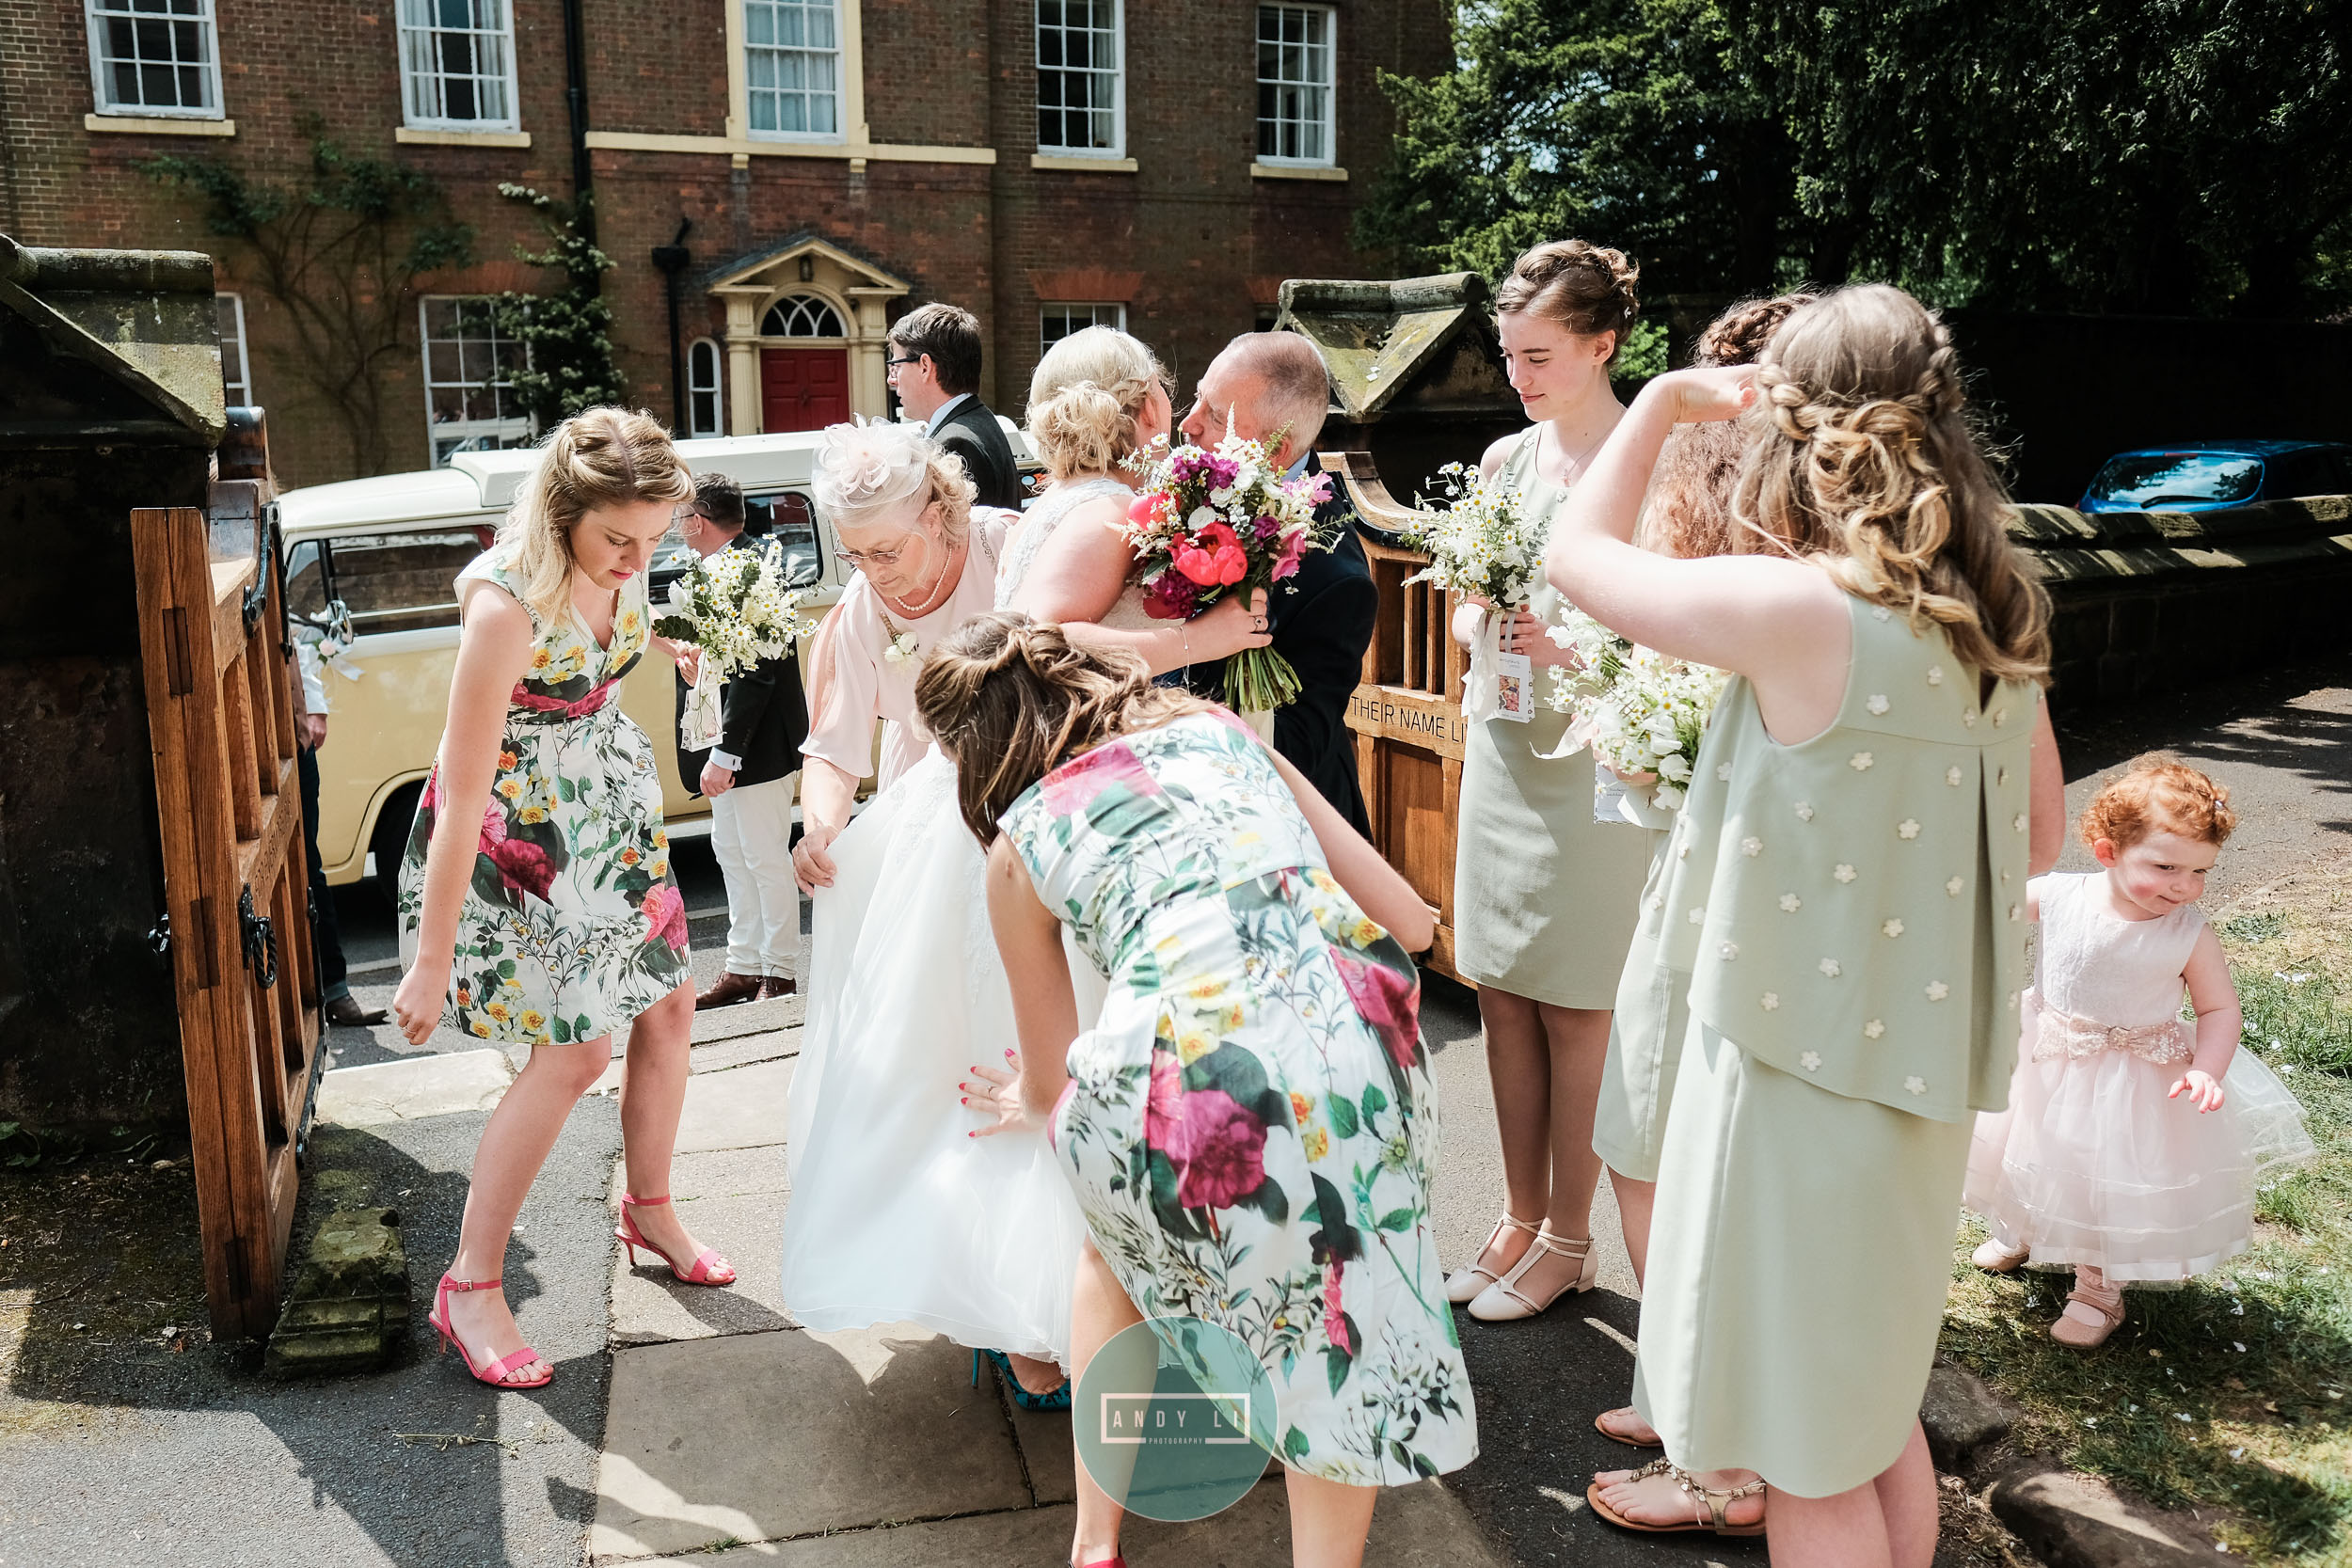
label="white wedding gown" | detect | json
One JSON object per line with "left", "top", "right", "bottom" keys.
{"left": 781, "top": 479, "right": 1146, "bottom": 1364}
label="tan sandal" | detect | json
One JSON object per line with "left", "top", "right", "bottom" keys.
{"left": 1445, "top": 1212, "right": 1541, "bottom": 1305}
{"left": 1468, "top": 1226, "right": 1597, "bottom": 1321}
{"left": 1586, "top": 1459, "right": 1767, "bottom": 1537}
{"left": 1594, "top": 1405, "right": 1663, "bottom": 1449}
{"left": 2050, "top": 1279, "right": 2125, "bottom": 1348}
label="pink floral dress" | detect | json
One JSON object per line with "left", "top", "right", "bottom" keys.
{"left": 397, "top": 551, "right": 690, "bottom": 1048}
{"left": 1002, "top": 712, "right": 1476, "bottom": 1484}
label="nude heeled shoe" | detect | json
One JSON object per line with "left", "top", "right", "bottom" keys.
{"left": 1467, "top": 1226, "right": 1597, "bottom": 1321}
{"left": 1446, "top": 1212, "right": 1542, "bottom": 1305}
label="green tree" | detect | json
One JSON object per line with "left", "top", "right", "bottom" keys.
{"left": 1359, "top": 0, "right": 1794, "bottom": 297}
{"left": 1740, "top": 0, "right": 2352, "bottom": 315}
{"left": 144, "top": 134, "right": 472, "bottom": 475}
{"left": 490, "top": 184, "right": 628, "bottom": 429}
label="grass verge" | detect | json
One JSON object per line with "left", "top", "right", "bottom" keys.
{"left": 1941, "top": 858, "right": 2352, "bottom": 1563}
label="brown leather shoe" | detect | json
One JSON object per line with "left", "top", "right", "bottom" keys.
{"left": 756, "top": 975, "right": 796, "bottom": 1001}
{"left": 324, "top": 994, "right": 389, "bottom": 1027}
{"left": 694, "top": 971, "right": 763, "bottom": 1009}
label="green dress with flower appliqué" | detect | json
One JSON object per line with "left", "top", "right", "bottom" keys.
{"left": 397, "top": 551, "right": 691, "bottom": 1048}
{"left": 1002, "top": 713, "right": 1477, "bottom": 1485}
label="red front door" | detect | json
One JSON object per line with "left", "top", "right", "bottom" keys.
{"left": 760, "top": 347, "right": 851, "bottom": 433}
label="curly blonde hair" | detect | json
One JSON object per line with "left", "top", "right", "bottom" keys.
{"left": 914, "top": 611, "right": 1214, "bottom": 844}
{"left": 1025, "top": 325, "right": 1168, "bottom": 481}
{"left": 810, "top": 420, "right": 977, "bottom": 543}
{"left": 1638, "top": 292, "right": 1818, "bottom": 559}
{"left": 497, "top": 408, "right": 693, "bottom": 626}
{"left": 2080, "top": 752, "right": 2237, "bottom": 851}
{"left": 1495, "top": 239, "right": 1641, "bottom": 363}
{"left": 1730, "top": 284, "right": 2051, "bottom": 685}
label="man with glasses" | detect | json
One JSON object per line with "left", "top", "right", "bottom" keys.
{"left": 670, "top": 472, "right": 810, "bottom": 1007}
{"left": 885, "top": 303, "right": 1023, "bottom": 509}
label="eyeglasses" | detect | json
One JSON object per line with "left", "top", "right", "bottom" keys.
{"left": 834, "top": 542, "right": 910, "bottom": 569}
{"left": 884, "top": 355, "right": 925, "bottom": 374}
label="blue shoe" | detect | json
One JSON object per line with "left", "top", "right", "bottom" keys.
{"left": 976, "top": 1347, "right": 1072, "bottom": 1412}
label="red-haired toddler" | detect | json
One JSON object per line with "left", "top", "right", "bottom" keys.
{"left": 1965, "top": 754, "right": 2313, "bottom": 1347}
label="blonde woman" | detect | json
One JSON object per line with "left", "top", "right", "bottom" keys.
{"left": 1443, "top": 242, "right": 1654, "bottom": 1323}
{"left": 781, "top": 342, "right": 1266, "bottom": 1407}
{"left": 391, "top": 409, "right": 736, "bottom": 1391}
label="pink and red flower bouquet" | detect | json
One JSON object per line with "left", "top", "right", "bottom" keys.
{"left": 1122, "top": 434, "right": 1331, "bottom": 713}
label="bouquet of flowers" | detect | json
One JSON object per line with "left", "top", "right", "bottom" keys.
{"left": 654, "top": 540, "right": 814, "bottom": 750}
{"left": 1547, "top": 609, "right": 1726, "bottom": 815}
{"left": 1123, "top": 432, "right": 1330, "bottom": 716}
{"left": 1395, "top": 463, "right": 1548, "bottom": 722}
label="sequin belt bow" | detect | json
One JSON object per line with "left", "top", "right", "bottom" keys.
{"left": 2031, "top": 1003, "right": 2192, "bottom": 1066}
{"left": 508, "top": 678, "right": 621, "bottom": 725}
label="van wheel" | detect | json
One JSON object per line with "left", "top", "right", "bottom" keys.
{"left": 370, "top": 781, "right": 424, "bottom": 899}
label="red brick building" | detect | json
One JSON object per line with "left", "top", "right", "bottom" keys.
{"left": 0, "top": 0, "right": 1443, "bottom": 485}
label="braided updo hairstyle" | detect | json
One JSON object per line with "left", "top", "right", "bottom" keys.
{"left": 1495, "top": 239, "right": 1641, "bottom": 362}
{"left": 1730, "top": 284, "right": 2051, "bottom": 685}
{"left": 1638, "top": 292, "right": 1819, "bottom": 559}
{"left": 498, "top": 407, "right": 693, "bottom": 626}
{"left": 1025, "top": 325, "right": 1168, "bottom": 481}
{"left": 914, "top": 612, "right": 1214, "bottom": 845}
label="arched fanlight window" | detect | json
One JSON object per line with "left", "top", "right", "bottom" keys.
{"left": 687, "top": 338, "right": 723, "bottom": 436}
{"left": 760, "top": 294, "right": 847, "bottom": 338}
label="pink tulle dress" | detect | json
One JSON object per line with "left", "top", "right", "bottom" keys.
{"left": 1964, "top": 872, "right": 2314, "bottom": 1283}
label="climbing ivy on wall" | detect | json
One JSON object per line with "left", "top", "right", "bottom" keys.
{"left": 491, "top": 184, "right": 628, "bottom": 430}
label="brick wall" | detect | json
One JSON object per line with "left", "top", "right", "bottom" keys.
{"left": 3, "top": 0, "right": 1441, "bottom": 485}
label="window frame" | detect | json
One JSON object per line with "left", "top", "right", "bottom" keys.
{"left": 85, "top": 0, "right": 226, "bottom": 120}
{"left": 1039, "top": 301, "right": 1127, "bottom": 356}
{"left": 419, "top": 294, "right": 534, "bottom": 468}
{"left": 1034, "top": 0, "right": 1125, "bottom": 158}
{"left": 216, "top": 291, "right": 251, "bottom": 407}
{"left": 396, "top": 0, "right": 521, "bottom": 132}
{"left": 687, "top": 338, "right": 726, "bottom": 437}
{"left": 742, "top": 0, "right": 846, "bottom": 145}
{"left": 1255, "top": 3, "right": 1337, "bottom": 167}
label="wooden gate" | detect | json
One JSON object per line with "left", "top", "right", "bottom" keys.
{"left": 1328, "top": 452, "right": 1473, "bottom": 983}
{"left": 131, "top": 472, "right": 322, "bottom": 1338}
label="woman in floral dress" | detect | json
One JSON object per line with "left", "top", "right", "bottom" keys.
{"left": 919, "top": 613, "right": 1475, "bottom": 1568}
{"left": 392, "top": 408, "right": 735, "bottom": 1390}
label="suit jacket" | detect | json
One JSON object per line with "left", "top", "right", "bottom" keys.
{"left": 1184, "top": 453, "right": 1376, "bottom": 836}
{"left": 933, "top": 396, "right": 1024, "bottom": 511}
{"left": 675, "top": 538, "right": 812, "bottom": 793}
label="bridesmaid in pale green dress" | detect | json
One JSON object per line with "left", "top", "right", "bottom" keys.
{"left": 1444, "top": 240, "right": 1653, "bottom": 1323}
{"left": 1546, "top": 286, "right": 2065, "bottom": 1561}
{"left": 1586, "top": 292, "right": 1815, "bottom": 1453}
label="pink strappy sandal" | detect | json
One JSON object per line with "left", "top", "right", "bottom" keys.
{"left": 428, "top": 1273, "right": 553, "bottom": 1388}
{"left": 615, "top": 1193, "right": 739, "bottom": 1286}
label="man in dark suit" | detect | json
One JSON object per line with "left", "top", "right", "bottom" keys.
{"left": 1176, "top": 332, "right": 1377, "bottom": 836}
{"left": 887, "top": 302, "right": 1024, "bottom": 510}
{"left": 672, "top": 473, "right": 811, "bottom": 1006}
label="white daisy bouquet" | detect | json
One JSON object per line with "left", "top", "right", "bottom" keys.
{"left": 655, "top": 540, "right": 814, "bottom": 750}
{"left": 1396, "top": 463, "right": 1543, "bottom": 607}
{"left": 1123, "top": 430, "right": 1330, "bottom": 719}
{"left": 1395, "top": 463, "right": 1549, "bottom": 723}
{"left": 1546, "top": 613, "right": 1726, "bottom": 814}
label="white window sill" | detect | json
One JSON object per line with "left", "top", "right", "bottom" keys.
{"left": 1251, "top": 161, "right": 1345, "bottom": 182}
{"left": 87, "top": 113, "right": 234, "bottom": 136}
{"left": 397, "top": 126, "right": 532, "bottom": 148}
{"left": 1032, "top": 153, "right": 1138, "bottom": 172}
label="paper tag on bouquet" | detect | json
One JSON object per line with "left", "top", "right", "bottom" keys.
{"left": 1493, "top": 651, "right": 1534, "bottom": 723}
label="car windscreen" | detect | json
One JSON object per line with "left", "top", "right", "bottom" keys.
{"left": 2087, "top": 451, "right": 2264, "bottom": 508}
{"left": 647, "top": 490, "right": 825, "bottom": 602}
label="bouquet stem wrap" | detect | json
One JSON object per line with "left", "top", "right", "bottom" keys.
{"left": 1459, "top": 607, "right": 1510, "bottom": 726}
{"left": 680, "top": 657, "right": 726, "bottom": 751}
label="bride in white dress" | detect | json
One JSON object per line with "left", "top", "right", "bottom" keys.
{"left": 782, "top": 329, "right": 1272, "bottom": 1398}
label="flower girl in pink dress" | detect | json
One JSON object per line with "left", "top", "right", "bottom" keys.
{"left": 1966, "top": 754, "right": 2313, "bottom": 1348}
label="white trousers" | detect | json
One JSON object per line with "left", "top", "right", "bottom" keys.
{"left": 709, "top": 770, "right": 801, "bottom": 978}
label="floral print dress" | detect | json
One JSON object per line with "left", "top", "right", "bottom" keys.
{"left": 397, "top": 552, "right": 690, "bottom": 1048}
{"left": 1002, "top": 712, "right": 1476, "bottom": 1485}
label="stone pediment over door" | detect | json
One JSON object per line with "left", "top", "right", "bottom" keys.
{"left": 707, "top": 234, "right": 912, "bottom": 435}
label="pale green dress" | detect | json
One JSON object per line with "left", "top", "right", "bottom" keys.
{"left": 1592, "top": 798, "right": 1683, "bottom": 1182}
{"left": 1629, "top": 596, "right": 2039, "bottom": 1498}
{"left": 1453, "top": 430, "right": 1650, "bottom": 1006}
